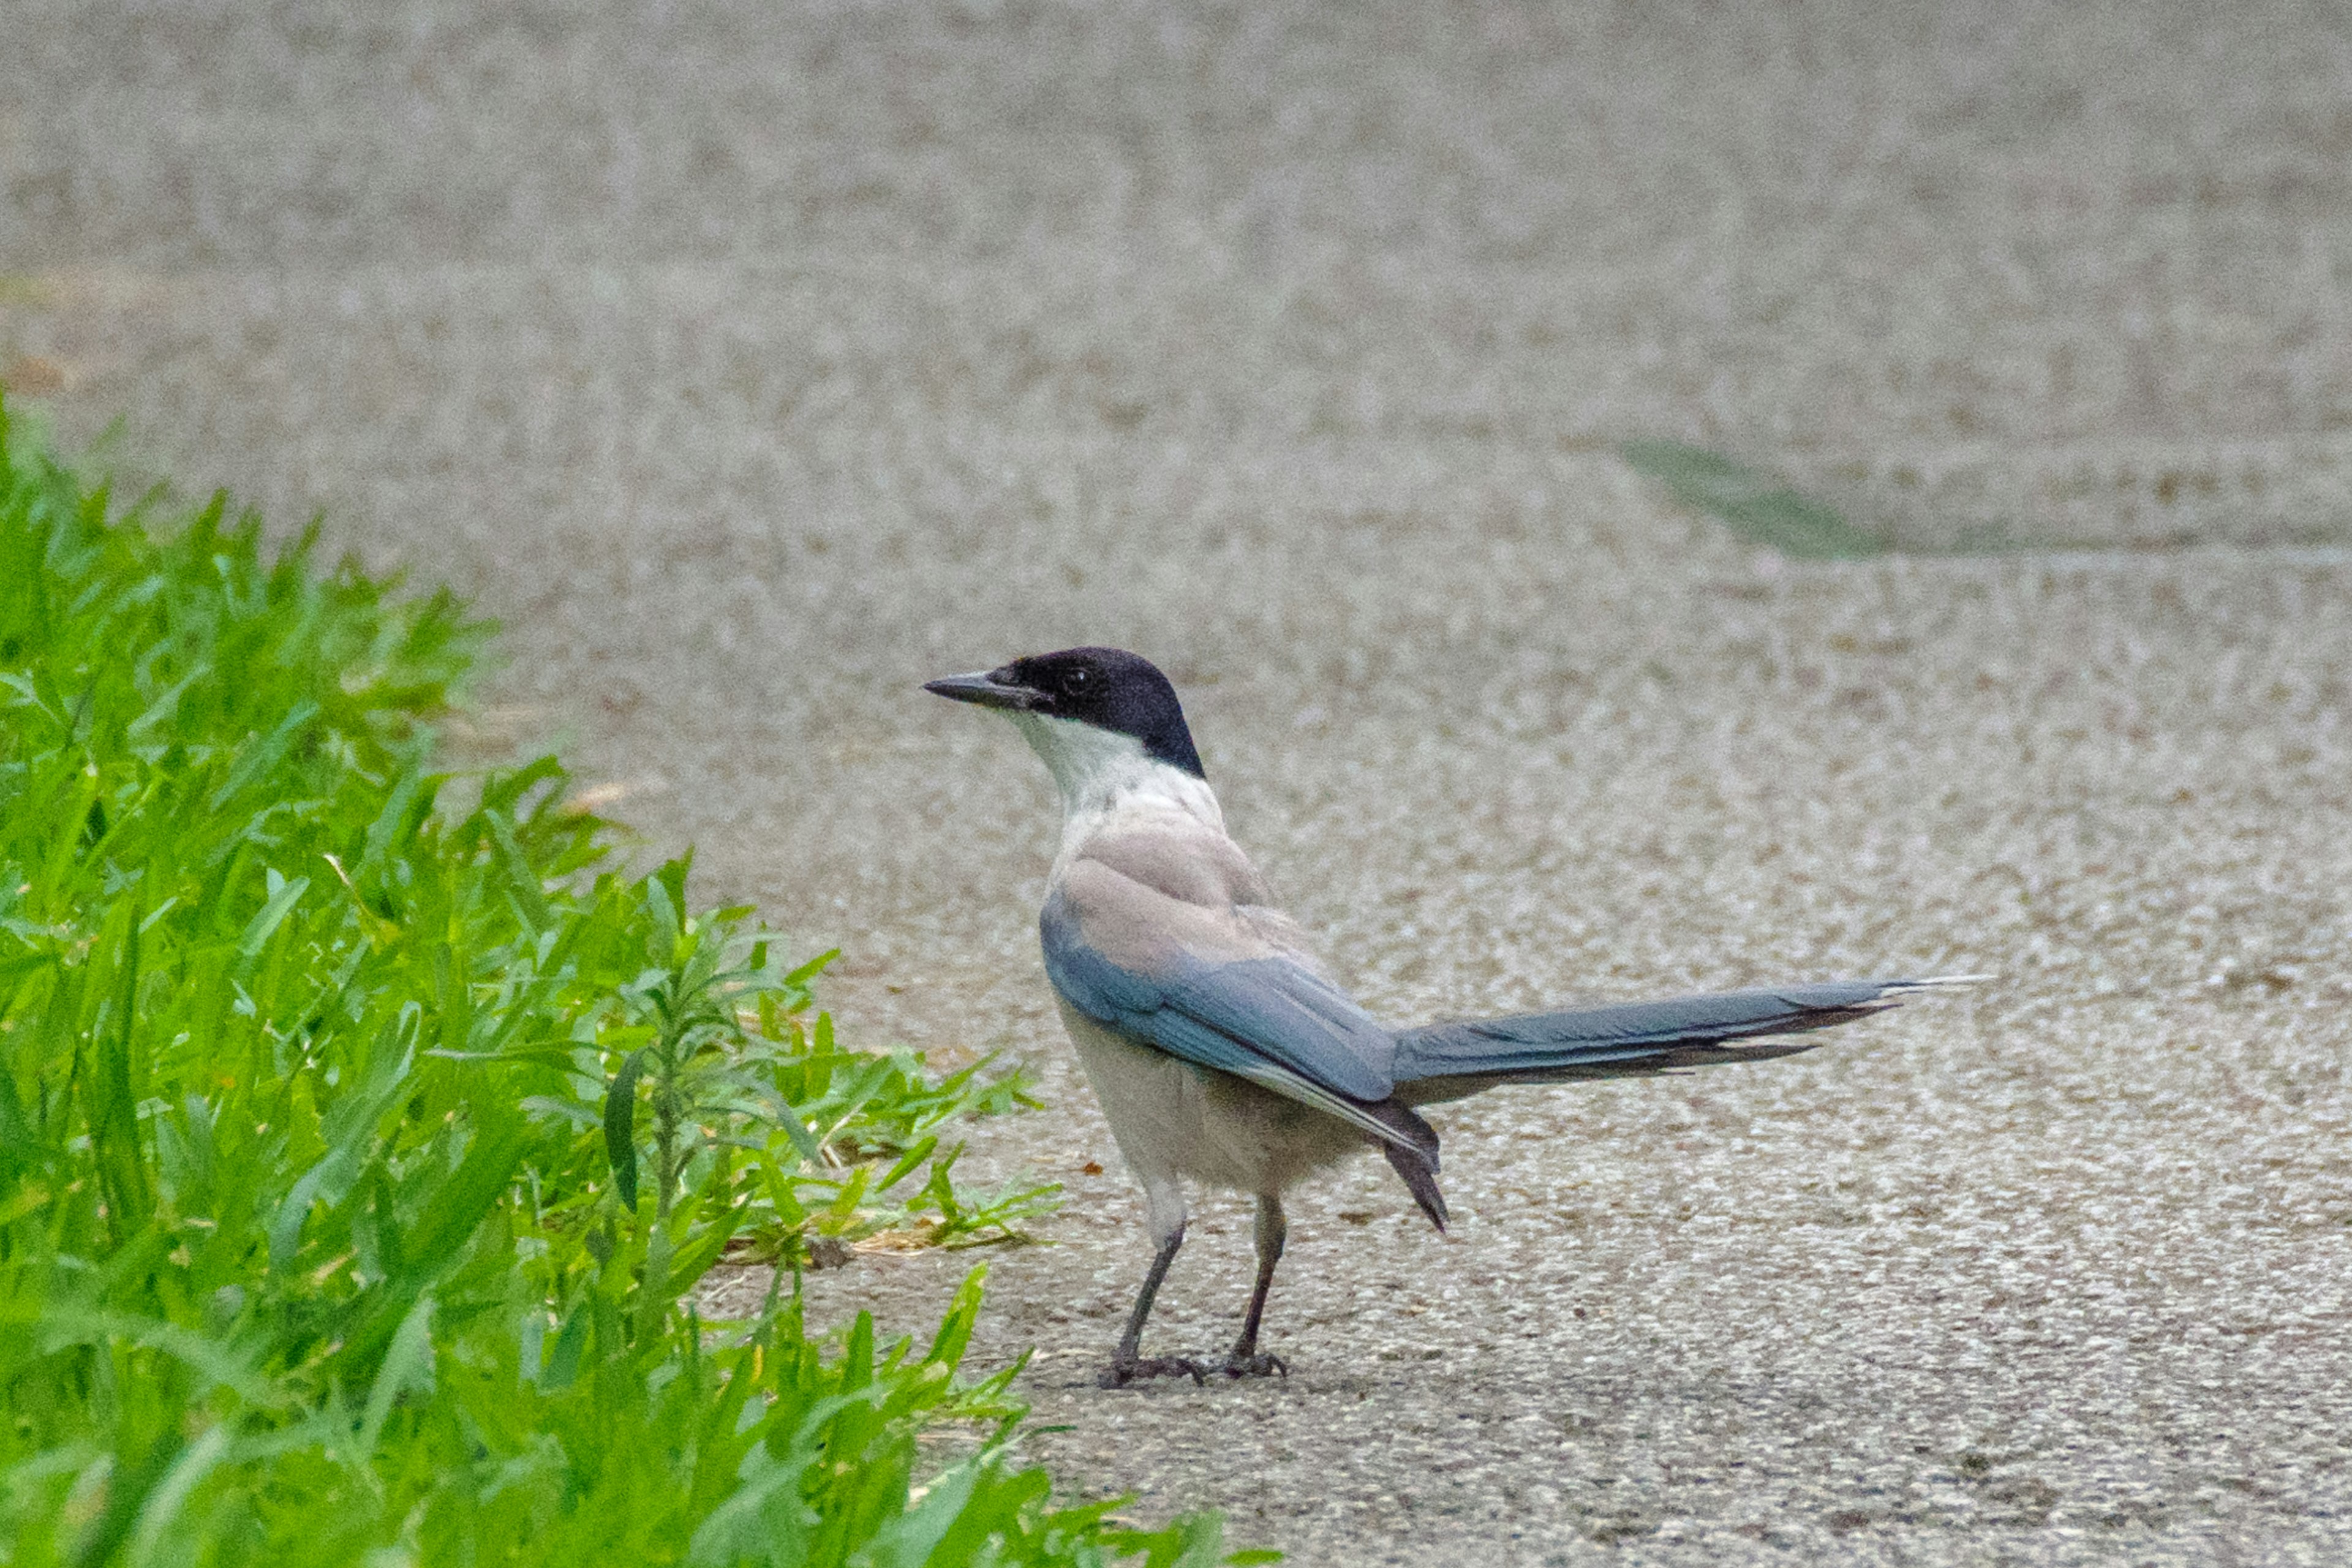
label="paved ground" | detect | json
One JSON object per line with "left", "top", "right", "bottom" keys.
{"left": 6, "top": 3, "right": 2350, "bottom": 1561}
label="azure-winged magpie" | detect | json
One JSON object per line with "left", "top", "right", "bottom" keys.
{"left": 927, "top": 647, "right": 1978, "bottom": 1388}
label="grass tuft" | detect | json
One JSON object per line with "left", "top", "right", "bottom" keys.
{"left": 1620, "top": 440, "right": 1888, "bottom": 559}
{"left": 0, "top": 389, "right": 1264, "bottom": 1565}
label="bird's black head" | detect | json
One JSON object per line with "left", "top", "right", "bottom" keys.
{"left": 924, "top": 646, "right": 1205, "bottom": 779}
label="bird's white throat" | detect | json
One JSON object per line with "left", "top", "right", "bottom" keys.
{"left": 1008, "top": 712, "right": 1223, "bottom": 845}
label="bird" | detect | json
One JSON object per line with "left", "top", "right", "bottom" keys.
{"left": 925, "top": 646, "right": 1979, "bottom": 1388}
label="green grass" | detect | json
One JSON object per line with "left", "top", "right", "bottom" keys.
{"left": 0, "top": 391, "right": 1270, "bottom": 1566}
{"left": 1619, "top": 440, "right": 1888, "bottom": 559}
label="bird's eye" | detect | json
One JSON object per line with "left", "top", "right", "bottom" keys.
{"left": 1061, "top": 667, "right": 1093, "bottom": 695}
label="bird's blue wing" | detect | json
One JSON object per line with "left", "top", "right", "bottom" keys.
{"left": 1040, "top": 889, "right": 1396, "bottom": 1105}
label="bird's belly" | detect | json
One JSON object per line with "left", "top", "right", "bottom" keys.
{"left": 1054, "top": 999, "right": 1363, "bottom": 1196}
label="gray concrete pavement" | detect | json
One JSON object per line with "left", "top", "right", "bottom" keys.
{"left": 6, "top": 3, "right": 2350, "bottom": 1561}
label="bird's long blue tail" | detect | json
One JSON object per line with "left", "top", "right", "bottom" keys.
{"left": 1390, "top": 976, "right": 1980, "bottom": 1101}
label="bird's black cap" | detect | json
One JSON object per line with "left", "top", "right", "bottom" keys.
{"left": 924, "top": 647, "right": 1206, "bottom": 779}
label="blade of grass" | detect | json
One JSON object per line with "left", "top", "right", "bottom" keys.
{"left": 1621, "top": 440, "right": 1887, "bottom": 559}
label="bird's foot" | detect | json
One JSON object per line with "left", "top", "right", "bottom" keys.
{"left": 1221, "top": 1351, "right": 1288, "bottom": 1379}
{"left": 1097, "top": 1354, "right": 1210, "bottom": 1389}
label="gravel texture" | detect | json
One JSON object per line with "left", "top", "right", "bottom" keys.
{"left": 6, "top": 3, "right": 2350, "bottom": 1562}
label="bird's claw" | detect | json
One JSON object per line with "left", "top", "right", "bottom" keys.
{"left": 1222, "top": 1351, "right": 1287, "bottom": 1379}
{"left": 1098, "top": 1354, "right": 1209, "bottom": 1389}
{"left": 1096, "top": 1351, "right": 1287, "bottom": 1387}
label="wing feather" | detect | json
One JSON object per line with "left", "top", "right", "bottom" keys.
{"left": 1040, "top": 870, "right": 1407, "bottom": 1144}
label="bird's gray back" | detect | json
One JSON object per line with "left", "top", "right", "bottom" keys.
{"left": 1039, "top": 814, "right": 1403, "bottom": 1112}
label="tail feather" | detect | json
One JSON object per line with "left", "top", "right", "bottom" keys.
{"left": 1382, "top": 1142, "right": 1450, "bottom": 1232}
{"left": 1390, "top": 975, "right": 1983, "bottom": 1095}
{"left": 1359, "top": 1096, "right": 1449, "bottom": 1231}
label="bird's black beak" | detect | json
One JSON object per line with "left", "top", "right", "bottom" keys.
{"left": 923, "top": 665, "right": 1044, "bottom": 712}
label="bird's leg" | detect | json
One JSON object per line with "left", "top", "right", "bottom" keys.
{"left": 1224, "top": 1194, "right": 1289, "bottom": 1378}
{"left": 1100, "top": 1205, "right": 1207, "bottom": 1388}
